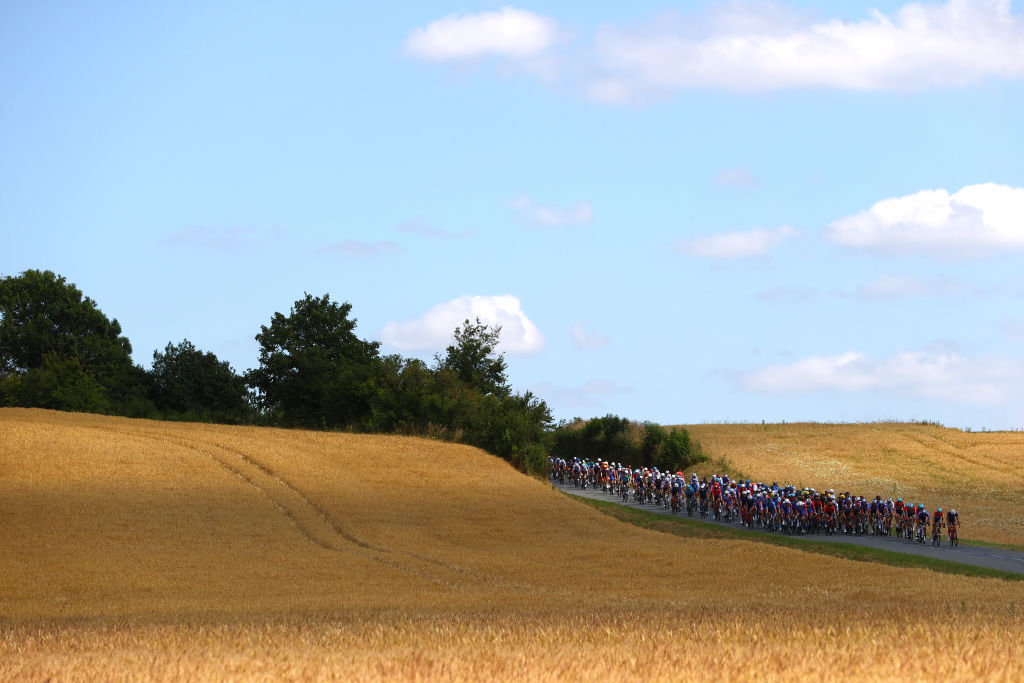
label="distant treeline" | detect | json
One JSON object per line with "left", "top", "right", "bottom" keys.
{"left": 549, "top": 414, "right": 705, "bottom": 472}
{"left": 0, "top": 269, "right": 697, "bottom": 475}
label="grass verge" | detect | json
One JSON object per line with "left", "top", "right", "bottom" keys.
{"left": 954, "top": 537, "right": 1024, "bottom": 553}
{"left": 569, "top": 492, "right": 1024, "bottom": 582}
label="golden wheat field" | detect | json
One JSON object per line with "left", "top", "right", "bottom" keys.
{"left": 2, "top": 409, "right": 1023, "bottom": 681}
{"left": 684, "top": 422, "right": 1024, "bottom": 547}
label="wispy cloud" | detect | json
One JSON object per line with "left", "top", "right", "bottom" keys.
{"left": 827, "top": 183, "right": 1024, "bottom": 255}
{"left": 714, "top": 166, "right": 761, "bottom": 187}
{"left": 759, "top": 275, "right": 983, "bottom": 302}
{"left": 676, "top": 225, "right": 797, "bottom": 259}
{"left": 381, "top": 294, "right": 545, "bottom": 354}
{"left": 406, "top": 2, "right": 1024, "bottom": 102}
{"left": 743, "top": 347, "right": 1024, "bottom": 404}
{"left": 997, "top": 318, "right": 1024, "bottom": 341}
{"left": 509, "top": 195, "right": 593, "bottom": 227}
{"left": 397, "top": 217, "right": 473, "bottom": 239}
{"left": 530, "top": 378, "right": 632, "bottom": 413}
{"left": 325, "top": 240, "right": 401, "bottom": 256}
{"left": 571, "top": 322, "right": 610, "bottom": 350}
{"left": 850, "top": 273, "right": 981, "bottom": 299}
{"left": 756, "top": 285, "right": 818, "bottom": 302}
{"left": 162, "top": 226, "right": 283, "bottom": 250}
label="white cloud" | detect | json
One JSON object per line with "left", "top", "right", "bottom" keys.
{"left": 571, "top": 322, "right": 610, "bottom": 350}
{"left": 589, "top": 0, "right": 1024, "bottom": 97}
{"left": 325, "top": 240, "right": 400, "bottom": 256}
{"left": 744, "top": 347, "right": 1024, "bottom": 404}
{"left": 407, "top": 2, "right": 1024, "bottom": 100}
{"left": 828, "top": 183, "right": 1024, "bottom": 254}
{"left": 509, "top": 195, "right": 593, "bottom": 227}
{"left": 713, "top": 166, "right": 761, "bottom": 187}
{"left": 676, "top": 225, "right": 797, "bottom": 259}
{"left": 404, "top": 7, "right": 557, "bottom": 61}
{"left": 380, "top": 295, "right": 545, "bottom": 354}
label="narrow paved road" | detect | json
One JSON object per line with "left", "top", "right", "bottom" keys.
{"left": 555, "top": 482, "right": 1024, "bottom": 576}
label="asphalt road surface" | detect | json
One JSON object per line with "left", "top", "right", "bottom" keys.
{"left": 555, "top": 482, "right": 1024, "bottom": 576}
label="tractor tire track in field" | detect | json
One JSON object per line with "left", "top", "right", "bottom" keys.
{"left": 556, "top": 483, "right": 1024, "bottom": 576}
{"left": 79, "top": 424, "right": 477, "bottom": 589}
{"left": 58, "top": 422, "right": 623, "bottom": 599}
{"left": 196, "top": 436, "right": 558, "bottom": 596}
{"left": 204, "top": 439, "right": 474, "bottom": 576}
{"left": 197, "top": 438, "right": 528, "bottom": 593}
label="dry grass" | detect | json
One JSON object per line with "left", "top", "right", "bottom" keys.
{"left": 684, "top": 422, "right": 1024, "bottom": 546}
{"left": 4, "top": 611, "right": 1023, "bottom": 682}
{"left": 2, "top": 409, "right": 1023, "bottom": 681}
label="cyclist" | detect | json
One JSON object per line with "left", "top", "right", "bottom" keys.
{"left": 916, "top": 505, "right": 930, "bottom": 543}
{"left": 932, "top": 508, "right": 944, "bottom": 545}
{"left": 684, "top": 480, "right": 696, "bottom": 514}
{"left": 780, "top": 495, "right": 793, "bottom": 533}
{"left": 946, "top": 509, "right": 960, "bottom": 546}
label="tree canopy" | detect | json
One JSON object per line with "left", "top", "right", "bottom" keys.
{"left": 0, "top": 269, "right": 150, "bottom": 414}
{"left": 150, "top": 339, "right": 250, "bottom": 424}
{"left": 245, "top": 293, "right": 381, "bottom": 428}
{"left": 435, "top": 317, "right": 509, "bottom": 397}
{"left": 0, "top": 269, "right": 133, "bottom": 375}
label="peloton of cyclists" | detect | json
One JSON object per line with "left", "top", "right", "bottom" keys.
{"left": 550, "top": 457, "right": 964, "bottom": 547}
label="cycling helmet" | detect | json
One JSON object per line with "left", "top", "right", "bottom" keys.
{"left": 937, "top": 508, "right": 942, "bottom": 513}
{"left": 951, "top": 509, "right": 957, "bottom": 515}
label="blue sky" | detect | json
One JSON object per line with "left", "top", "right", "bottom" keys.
{"left": 3, "top": 1, "right": 1024, "bottom": 429}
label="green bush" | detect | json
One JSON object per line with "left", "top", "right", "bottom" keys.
{"left": 550, "top": 415, "right": 705, "bottom": 471}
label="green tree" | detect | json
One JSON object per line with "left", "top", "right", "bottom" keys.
{"left": 435, "top": 317, "right": 509, "bottom": 396}
{"left": 476, "top": 390, "right": 552, "bottom": 473}
{"left": 640, "top": 421, "right": 667, "bottom": 464}
{"left": 549, "top": 416, "right": 702, "bottom": 472}
{"left": 2, "top": 353, "right": 110, "bottom": 412}
{"left": 150, "top": 339, "right": 251, "bottom": 423}
{"left": 660, "top": 428, "right": 695, "bottom": 472}
{"left": 245, "top": 293, "right": 380, "bottom": 428}
{"left": 0, "top": 269, "right": 151, "bottom": 414}
{"left": 361, "top": 355, "right": 440, "bottom": 433}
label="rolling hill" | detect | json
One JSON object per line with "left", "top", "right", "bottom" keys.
{"left": 2, "top": 409, "right": 1022, "bottom": 680}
